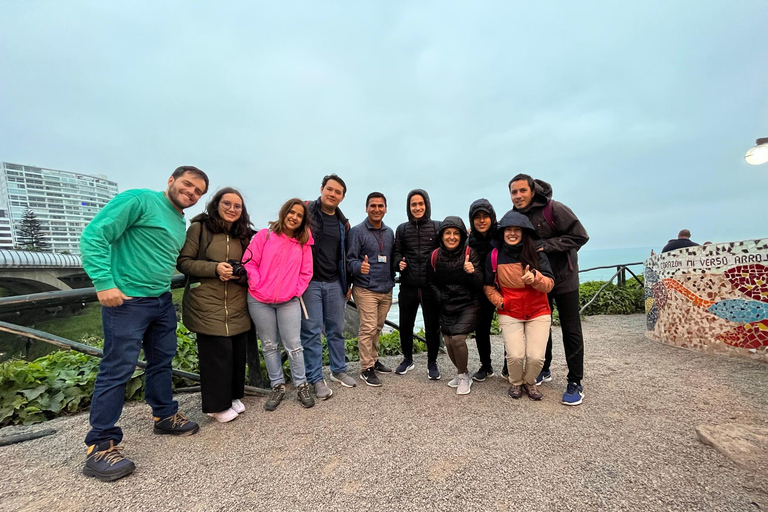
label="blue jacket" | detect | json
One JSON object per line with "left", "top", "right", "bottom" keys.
{"left": 347, "top": 218, "right": 395, "bottom": 293}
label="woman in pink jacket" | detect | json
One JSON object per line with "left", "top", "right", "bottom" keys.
{"left": 245, "top": 198, "right": 315, "bottom": 411}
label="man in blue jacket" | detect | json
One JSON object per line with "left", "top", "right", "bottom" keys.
{"left": 347, "top": 192, "right": 396, "bottom": 387}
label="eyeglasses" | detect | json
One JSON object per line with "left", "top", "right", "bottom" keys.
{"left": 220, "top": 201, "right": 243, "bottom": 211}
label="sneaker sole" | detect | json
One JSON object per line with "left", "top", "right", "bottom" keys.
{"left": 153, "top": 425, "right": 200, "bottom": 436}
{"left": 360, "top": 375, "right": 383, "bottom": 387}
{"left": 329, "top": 374, "right": 357, "bottom": 388}
{"left": 562, "top": 396, "right": 584, "bottom": 406}
{"left": 540, "top": 376, "right": 553, "bottom": 383}
{"left": 314, "top": 385, "right": 333, "bottom": 400}
{"left": 428, "top": 372, "right": 441, "bottom": 380}
{"left": 457, "top": 382, "right": 472, "bottom": 395}
{"left": 83, "top": 465, "right": 135, "bottom": 482}
{"left": 447, "top": 381, "right": 459, "bottom": 388}
{"left": 395, "top": 363, "right": 415, "bottom": 375}
{"left": 298, "top": 398, "right": 315, "bottom": 408}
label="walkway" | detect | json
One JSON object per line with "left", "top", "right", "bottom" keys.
{"left": 1, "top": 315, "right": 767, "bottom": 511}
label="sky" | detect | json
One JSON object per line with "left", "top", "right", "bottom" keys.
{"left": 1, "top": 1, "right": 767, "bottom": 250}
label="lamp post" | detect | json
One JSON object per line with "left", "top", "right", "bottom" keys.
{"left": 745, "top": 137, "right": 768, "bottom": 165}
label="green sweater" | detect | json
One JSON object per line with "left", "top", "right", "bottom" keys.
{"left": 80, "top": 189, "right": 187, "bottom": 297}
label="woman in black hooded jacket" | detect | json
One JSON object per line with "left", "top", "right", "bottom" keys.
{"left": 427, "top": 216, "right": 483, "bottom": 395}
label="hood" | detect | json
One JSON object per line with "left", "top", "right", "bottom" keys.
{"left": 468, "top": 198, "right": 497, "bottom": 237}
{"left": 438, "top": 216, "right": 468, "bottom": 250}
{"left": 406, "top": 188, "right": 432, "bottom": 223}
{"left": 518, "top": 179, "right": 552, "bottom": 213}
{"left": 496, "top": 210, "right": 539, "bottom": 240}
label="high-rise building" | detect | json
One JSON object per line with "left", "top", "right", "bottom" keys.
{"left": 0, "top": 162, "right": 119, "bottom": 255}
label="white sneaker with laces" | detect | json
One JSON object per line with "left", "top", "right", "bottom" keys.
{"left": 206, "top": 408, "right": 239, "bottom": 423}
{"left": 456, "top": 373, "right": 472, "bottom": 395}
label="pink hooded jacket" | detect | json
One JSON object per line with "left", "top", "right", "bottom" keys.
{"left": 244, "top": 228, "right": 314, "bottom": 304}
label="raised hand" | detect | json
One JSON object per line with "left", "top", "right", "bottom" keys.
{"left": 463, "top": 252, "right": 474, "bottom": 274}
{"left": 521, "top": 264, "right": 535, "bottom": 285}
{"left": 361, "top": 255, "right": 370, "bottom": 275}
{"left": 399, "top": 257, "right": 407, "bottom": 271}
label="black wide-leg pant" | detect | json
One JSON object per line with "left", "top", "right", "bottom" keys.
{"left": 196, "top": 331, "right": 248, "bottom": 413}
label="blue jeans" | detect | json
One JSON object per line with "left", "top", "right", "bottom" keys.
{"left": 85, "top": 293, "right": 178, "bottom": 446}
{"left": 301, "top": 280, "right": 347, "bottom": 383}
{"left": 247, "top": 296, "right": 306, "bottom": 387}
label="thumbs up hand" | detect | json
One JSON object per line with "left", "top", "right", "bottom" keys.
{"left": 399, "top": 257, "right": 407, "bottom": 271}
{"left": 361, "top": 255, "right": 370, "bottom": 275}
{"left": 521, "top": 264, "right": 535, "bottom": 285}
{"left": 463, "top": 253, "right": 474, "bottom": 274}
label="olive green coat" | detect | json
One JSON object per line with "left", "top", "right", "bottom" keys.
{"left": 177, "top": 222, "right": 251, "bottom": 337}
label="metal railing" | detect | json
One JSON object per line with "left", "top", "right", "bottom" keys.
{"left": 577, "top": 262, "right": 644, "bottom": 315}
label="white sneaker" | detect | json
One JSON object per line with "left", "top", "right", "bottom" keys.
{"left": 456, "top": 373, "right": 472, "bottom": 395}
{"left": 231, "top": 399, "right": 245, "bottom": 414}
{"left": 447, "top": 376, "right": 460, "bottom": 388}
{"left": 206, "top": 408, "right": 238, "bottom": 423}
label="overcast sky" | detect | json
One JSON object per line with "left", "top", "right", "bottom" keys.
{"left": 1, "top": 1, "right": 767, "bottom": 250}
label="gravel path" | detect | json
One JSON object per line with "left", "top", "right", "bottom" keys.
{"left": 1, "top": 314, "right": 767, "bottom": 512}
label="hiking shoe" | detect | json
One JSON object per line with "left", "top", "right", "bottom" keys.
{"left": 562, "top": 382, "right": 584, "bottom": 406}
{"left": 296, "top": 383, "right": 315, "bottom": 408}
{"left": 374, "top": 360, "right": 392, "bottom": 373}
{"left": 206, "top": 408, "right": 238, "bottom": 423}
{"left": 447, "top": 375, "right": 460, "bottom": 388}
{"left": 264, "top": 384, "right": 286, "bottom": 411}
{"left": 524, "top": 383, "right": 543, "bottom": 401}
{"left": 360, "top": 367, "right": 382, "bottom": 387}
{"left": 457, "top": 373, "right": 472, "bottom": 395}
{"left": 83, "top": 441, "right": 135, "bottom": 482}
{"left": 231, "top": 399, "right": 245, "bottom": 414}
{"left": 153, "top": 412, "right": 199, "bottom": 436}
{"left": 395, "top": 359, "right": 415, "bottom": 375}
{"left": 472, "top": 366, "right": 494, "bottom": 382}
{"left": 314, "top": 379, "right": 333, "bottom": 400}
{"left": 501, "top": 361, "right": 509, "bottom": 378}
{"left": 507, "top": 385, "right": 522, "bottom": 399}
{"left": 535, "top": 370, "right": 552, "bottom": 385}
{"left": 330, "top": 372, "right": 357, "bottom": 388}
{"left": 427, "top": 361, "right": 441, "bottom": 380}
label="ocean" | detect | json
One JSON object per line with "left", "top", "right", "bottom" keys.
{"left": 385, "top": 245, "right": 653, "bottom": 329}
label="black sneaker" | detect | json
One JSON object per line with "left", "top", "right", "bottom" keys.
{"left": 472, "top": 366, "right": 494, "bottom": 382}
{"left": 360, "top": 367, "right": 382, "bottom": 387}
{"left": 83, "top": 441, "right": 135, "bottom": 482}
{"left": 265, "top": 384, "right": 286, "bottom": 411}
{"left": 153, "top": 412, "right": 199, "bottom": 436}
{"left": 296, "top": 383, "right": 314, "bottom": 408}
{"left": 395, "top": 359, "right": 415, "bottom": 375}
{"left": 374, "top": 360, "right": 392, "bottom": 373}
{"left": 427, "top": 361, "right": 441, "bottom": 380}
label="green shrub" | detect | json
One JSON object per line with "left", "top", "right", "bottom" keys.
{"left": 577, "top": 278, "right": 644, "bottom": 315}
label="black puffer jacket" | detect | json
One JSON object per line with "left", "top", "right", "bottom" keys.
{"left": 393, "top": 189, "right": 441, "bottom": 287}
{"left": 467, "top": 198, "right": 498, "bottom": 274}
{"left": 515, "top": 180, "right": 589, "bottom": 295}
{"left": 427, "top": 216, "right": 482, "bottom": 336}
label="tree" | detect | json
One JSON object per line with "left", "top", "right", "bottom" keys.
{"left": 16, "top": 208, "right": 50, "bottom": 252}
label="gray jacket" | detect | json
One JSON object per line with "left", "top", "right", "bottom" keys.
{"left": 347, "top": 218, "right": 395, "bottom": 293}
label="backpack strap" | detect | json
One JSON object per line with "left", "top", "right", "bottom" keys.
{"left": 542, "top": 200, "right": 557, "bottom": 231}
{"left": 491, "top": 248, "right": 498, "bottom": 273}
{"left": 430, "top": 248, "right": 439, "bottom": 272}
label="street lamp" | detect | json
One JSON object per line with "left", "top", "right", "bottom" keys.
{"left": 745, "top": 137, "right": 768, "bottom": 165}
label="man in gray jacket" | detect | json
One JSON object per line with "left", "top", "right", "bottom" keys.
{"left": 347, "top": 192, "right": 396, "bottom": 387}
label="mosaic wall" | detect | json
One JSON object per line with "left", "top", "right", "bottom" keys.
{"left": 645, "top": 238, "right": 768, "bottom": 362}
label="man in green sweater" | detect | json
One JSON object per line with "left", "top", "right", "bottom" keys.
{"left": 80, "top": 166, "right": 209, "bottom": 482}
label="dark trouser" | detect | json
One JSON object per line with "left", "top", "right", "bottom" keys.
{"left": 85, "top": 293, "right": 178, "bottom": 447}
{"left": 542, "top": 289, "right": 584, "bottom": 385}
{"left": 398, "top": 284, "right": 440, "bottom": 364}
{"left": 197, "top": 331, "right": 248, "bottom": 413}
{"left": 474, "top": 296, "right": 495, "bottom": 370}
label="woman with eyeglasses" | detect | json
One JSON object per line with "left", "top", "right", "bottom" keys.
{"left": 177, "top": 187, "right": 254, "bottom": 422}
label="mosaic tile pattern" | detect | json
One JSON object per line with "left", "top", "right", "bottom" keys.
{"left": 645, "top": 238, "right": 768, "bottom": 362}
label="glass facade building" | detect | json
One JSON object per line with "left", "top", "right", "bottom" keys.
{"left": 0, "top": 162, "right": 118, "bottom": 255}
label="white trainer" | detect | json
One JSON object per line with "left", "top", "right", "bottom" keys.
{"left": 206, "top": 408, "right": 238, "bottom": 423}
{"left": 231, "top": 399, "right": 245, "bottom": 414}
{"left": 457, "top": 373, "right": 472, "bottom": 395}
{"left": 447, "top": 376, "right": 460, "bottom": 388}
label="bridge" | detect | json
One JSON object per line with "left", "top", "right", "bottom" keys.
{"left": 0, "top": 250, "right": 89, "bottom": 293}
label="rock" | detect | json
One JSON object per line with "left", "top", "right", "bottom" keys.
{"left": 696, "top": 423, "right": 768, "bottom": 475}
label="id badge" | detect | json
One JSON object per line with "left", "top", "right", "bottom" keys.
{"left": 378, "top": 255, "right": 387, "bottom": 263}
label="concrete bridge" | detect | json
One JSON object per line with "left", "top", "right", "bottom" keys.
{"left": 0, "top": 250, "right": 89, "bottom": 293}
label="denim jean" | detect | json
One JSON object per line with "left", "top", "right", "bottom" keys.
{"left": 248, "top": 295, "right": 306, "bottom": 387}
{"left": 85, "top": 293, "right": 178, "bottom": 446}
{"left": 301, "top": 280, "right": 348, "bottom": 384}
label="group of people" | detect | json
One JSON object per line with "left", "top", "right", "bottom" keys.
{"left": 78, "top": 167, "right": 589, "bottom": 482}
